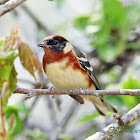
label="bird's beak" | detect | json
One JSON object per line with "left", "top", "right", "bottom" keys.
{"left": 37, "top": 44, "right": 46, "bottom": 48}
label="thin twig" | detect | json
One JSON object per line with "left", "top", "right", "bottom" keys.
{"left": 14, "top": 87, "right": 140, "bottom": 140}
{"left": 85, "top": 103, "right": 140, "bottom": 140}
{"left": 0, "top": 0, "right": 9, "bottom": 5}
{"left": 0, "top": 0, "right": 26, "bottom": 16}
{"left": 0, "top": 96, "right": 6, "bottom": 140}
{"left": 14, "top": 88, "right": 140, "bottom": 100}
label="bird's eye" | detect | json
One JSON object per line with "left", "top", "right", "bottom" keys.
{"left": 53, "top": 40, "right": 58, "bottom": 45}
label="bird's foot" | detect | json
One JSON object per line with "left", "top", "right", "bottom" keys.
{"left": 48, "top": 87, "right": 56, "bottom": 99}
{"left": 80, "top": 88, "right": 86, "bottom": 95}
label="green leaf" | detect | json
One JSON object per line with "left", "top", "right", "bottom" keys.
{"left": 6, "top": 102, "right": 29, "bottom": 137}
{"left": 0, "top": 28, "right": 19, "bottom": 108}
{"left": 12, "top": 114, "right": 23, "bottom": 136}
{"left": 0, "top": 50, "right": 17, "bottom": 89}
{"left": 90, "top": 0, "right": 140, "bottom": 62}
{"left": 0, "top": 66, "right": 17, "bottom": 108}
{"left": 77, "top": 112, "right": 100, "bottom": 124}
{"left": 92, "top": 0, "right": 128, "bottom": 62}
{"left": 102, "top": 0, "right": 126, "bottom": 25}
{"left": 5, "top": 109, "right": 23, "bottom": 137}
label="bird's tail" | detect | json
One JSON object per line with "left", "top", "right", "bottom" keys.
{"left": 85, "top": 95, "right": 118, "bottom": 116}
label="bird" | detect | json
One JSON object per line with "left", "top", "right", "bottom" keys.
{"left": 37, "top": 35, "right": 118, "bottom": 115}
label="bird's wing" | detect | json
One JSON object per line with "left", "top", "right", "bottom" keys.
{"left": 73, "top": 46, "right": 101, "bottom": 90}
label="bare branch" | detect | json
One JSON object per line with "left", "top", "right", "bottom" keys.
{"left": 0, "top": 0, "right": 26, "bottom": 16}
{"left": 0, "top": 0, "right": 9, "bottom": 5}
{"left": 85, "top": 103, "right": 140, "bottom": 140}
{"left": 13, "top": 87, "right": 140, "bottom": 139}
{"left": 14, "top": 88, "right": 140, "bottom": 100}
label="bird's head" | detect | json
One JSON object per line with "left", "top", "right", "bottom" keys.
{"left": 37, "top": 35, "right": 72, "bottom": 53}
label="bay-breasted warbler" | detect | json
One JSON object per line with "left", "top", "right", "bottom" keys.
{"left": 37, "top": 35, "right": 117, "bottom": 115}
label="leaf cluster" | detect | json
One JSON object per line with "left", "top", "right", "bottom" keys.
{"left": 73, "top": 0, "right": 140, "bottom": 62}
{"left": 0, "top": 28, "right": 43, "bottom": 139}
